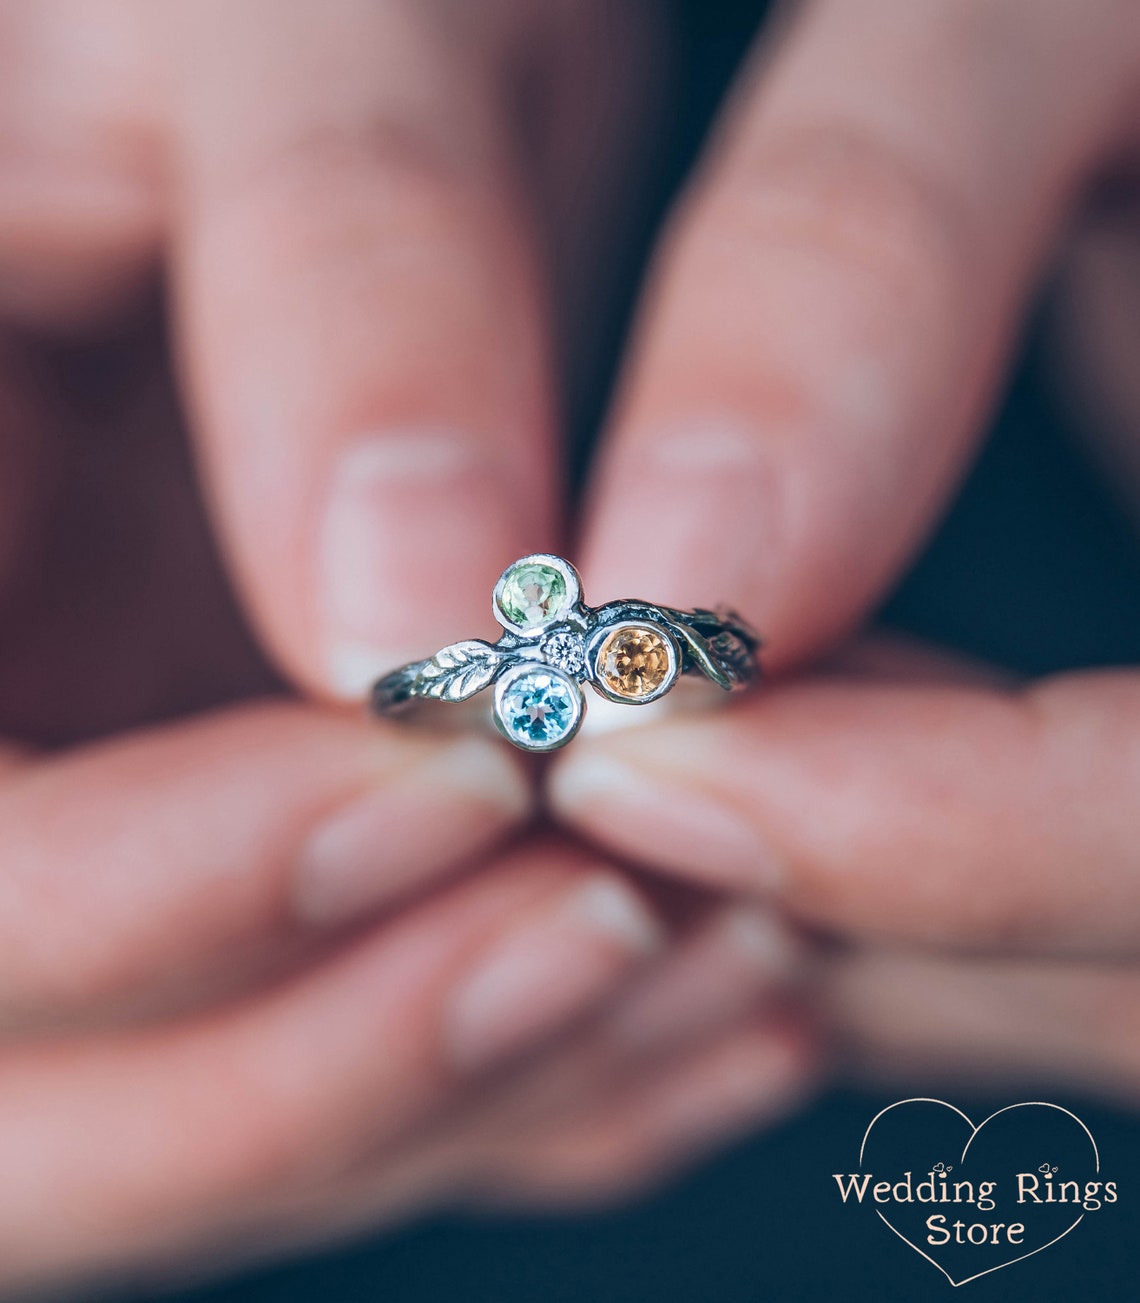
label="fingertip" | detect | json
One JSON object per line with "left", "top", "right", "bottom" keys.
{"left": 167, "top": 8, "right": 556, "bottom": 705}
{"left": 442, "top": 871, "right": 666, "bottom": 1076}
{"left": 317, "top": 430, "right": 538, "bottom": 701}
{"left": 549, "top": 725, "right": 785, "bottom": 894}
{"left": 582, "top": 418, "right": 783, "bottom": 641}
{"left": 290, "top": 732, "right": 533, "bottom": 926}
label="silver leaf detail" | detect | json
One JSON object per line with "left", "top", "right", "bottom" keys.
{"left": 417, "top": 641, "right": 504, "bottom": 702}
{"left": 665, "top": 620, "right": 734, "bottom": 691}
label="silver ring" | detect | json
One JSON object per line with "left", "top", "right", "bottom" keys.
{"left": 370, "top": 553, "right": 762, "bottom": 752}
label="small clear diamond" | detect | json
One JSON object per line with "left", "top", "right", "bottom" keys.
{"left": 541, "top": 630, "right": 586, "bottom": 675}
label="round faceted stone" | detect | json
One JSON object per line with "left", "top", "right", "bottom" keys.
{"left": 597, "top": 625, "right": 674, "bottom": 700}
{"left": 540, "top": 629, "right": 586, "bottom": 676}
{"left": 497, "top": 561, "right": 568, "bottom": 628}
{"left": 496, "top": 669, "right": 581, "bottom": 749}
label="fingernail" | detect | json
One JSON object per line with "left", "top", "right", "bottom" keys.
{"left": 444, "top": 875, "right": 665, "bottom": 1074}
{"left": 292, "top": 738, "right": 531, "bottom": 925}
{"left": 607, "top": 906, "right": 802, "bottom": 1051}
{"left": 549, "top": 749, "right": 783, "bottom": 891}
{"left": 319, "top": 431, "right": 515, "bottom": 699}
{"left": 584, "top": 420, "right": 778, "bottom": 616}
{"left": 717, "top": 905, "right": 803, "bottom": 976}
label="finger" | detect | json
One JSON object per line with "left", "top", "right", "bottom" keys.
{"left": 455, "top": 902, "right": 807, "bottom": 1133}
{"left": 0, "top": 843, "right": 664, "bottom": 1289}
{"left": 551, "top": 664, "right": 1140, "bottom": 955}
{"left": 824, "top": 945, "right": 1140, "bottom": 1105}
{"left": 0, "top": 701, "right": 530, "bottom": 1027}
{"left": 816, "top": 630, "right": 1014, "bottom": 687}
{"left": 226, "top": 905, "right": 812, "bottom": 1261}
{"left": 0, "top": 0, "right": 162, "bottom": 326}
{"left": 474, "top": 1017, "right": 812, "bottom": 1208}
{"left": 582, "top": 0, "right": 1140, "bottom": 672}
{"left": 187, "top": 1022, "right": 810, "bottom": 1280}
{"left": 162, "top": 0, "right": 555, "bottom": 699}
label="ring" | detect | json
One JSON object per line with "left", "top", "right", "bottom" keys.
{"left": 370, "top": 553, "right": 761, "bottom": 752}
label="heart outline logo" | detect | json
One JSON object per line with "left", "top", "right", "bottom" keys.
{"left": 860, "top": 1098, "right": 1099, "bottom": 1287}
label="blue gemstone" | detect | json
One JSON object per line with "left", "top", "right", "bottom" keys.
{"left": 499, "top": 670, "right": 578, "bottom": 748}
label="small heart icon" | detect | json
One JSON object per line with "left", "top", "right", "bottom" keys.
{"left": 853, "top": 1099, "right": 1103, "bottom": 1286}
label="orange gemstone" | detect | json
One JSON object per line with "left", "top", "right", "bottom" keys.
{"left": 598, "top": 626, "right": 673, "bottom": 699}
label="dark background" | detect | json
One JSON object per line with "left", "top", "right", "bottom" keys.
{"left": 153, "top": 3, "right": 1140, "bottom": 1298}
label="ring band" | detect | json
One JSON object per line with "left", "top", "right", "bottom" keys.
{"left": 371, "top": 553, "right": 761, "bottom": 752}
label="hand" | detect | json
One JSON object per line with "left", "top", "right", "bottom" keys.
{"left": 0, "top": 2, "right": 818, "bottom": 1288}
{"left": 550, "top": 0, "right": 1140, "bottom": 1088}
{"left": 0, "top": 0, "right": 660, "bottom": 705}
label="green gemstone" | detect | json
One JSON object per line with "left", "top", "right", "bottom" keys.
{"left": 498, "top": 562, "right": 568, "bottom": 627}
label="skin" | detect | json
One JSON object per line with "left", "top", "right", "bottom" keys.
{"left": 0, "top": 2, "right": 808, "bottom": 1290}
{"left": 3, "top": 0, "right": 1140, "bottom": 1289}
{"left": 553, "top": 0, "right": 1140, "bottom": 1116}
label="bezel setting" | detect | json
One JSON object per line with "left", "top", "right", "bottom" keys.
{"left": 492, "top": 553, "right": 582, "bottom": 636}
{"left": 587, "top": 619, "right": 680, "bottom": 705}
{"left": 492, "top": 663, "right": 585, "bottom": 752}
